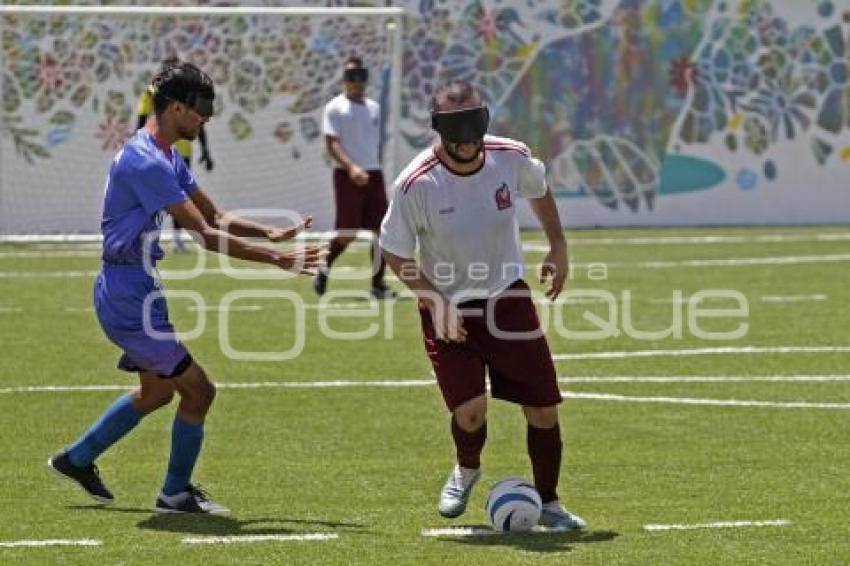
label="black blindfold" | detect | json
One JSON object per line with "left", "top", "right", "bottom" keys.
{"left": 160, "top": 85, "right": 215, "bottom": 119}
{"left": 343, "top": 67, "right": 369, "bottom": 83}
{"left": 183, "top": 90, "right": 214, "bottom": 118}
{"left": 431, "top": 106, "right": 490, "bottom": 144}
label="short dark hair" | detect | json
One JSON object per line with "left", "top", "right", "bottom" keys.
{"left": 160, "top": 56, "right": 181, "bottom": 73}
{"left": 430, "top": 81, "right": 482, "bottom": 113}
{"left": 345, "top": 55, "right": 364, "bottom": 68}
{"left": 152, "top": 61, "right": 215, "bottom": 116}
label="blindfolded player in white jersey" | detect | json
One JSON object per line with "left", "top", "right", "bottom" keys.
{"left": 380, "top": 81, "right": 586, "bottom": 530}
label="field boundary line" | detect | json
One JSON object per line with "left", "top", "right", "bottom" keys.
{"left": 181, "top": 533, "right": 338, "bottom": 545}
{"left": 421, "top": 526, "right": 571, "bottom": 537}
{"left": 2, "top": 253, "right": 850, "bottom": 279}
{"left": 6, "top": 374, "right": 850, "bottom": 395}
{"left": 553, "top": 346, "right": 850, "bottom": 360}
{"left": 563, "top": 391, "right": 850, "bottom": 409}
{"left": 0, "top": 539, "right": 102, "bottom": 548}
{"left": 644, "top": 519, "right": 791, "bottom": 532}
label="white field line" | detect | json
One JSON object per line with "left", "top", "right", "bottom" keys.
{"left": 644, "top": 519, "right": 791, "bottom": 532}
{"left": 631, "top": 254, "right": 850, "bottom": 268}
{"left": 0, "top": 270, "right": 99, "bottom": 279}
{"left": 6, "top": 378, "right": 850, "bottom": 411}
{"left": 181, "top": 533, "right": 338, "bottom": 545}
{"left": 4, "top": 375, "right": 850, "bottom": 395}
{"left": 647, "top": 294, "right": 829, "bottom": 305}
{"left": 0, "top": 234, "right": 846, "bottom": 258}
{"left": 4, "top": 231, "right": 847, "bottom": 246}
{"left": 0, "top": 307, "right": 23, "bottom": 313}
{"left": 529, "top": 233, "right": 850, "bottom": 247}
{"left": 421, "top": 526, "right": 571, "bottom": 537}
{"left": 760, "top": 294, "right": 828, "bottom": 303}
{"left": 0, "top": 539, "right": 102, "bottom": 548}
{"left": 562, "top": 391, "right": 850, "bottom": 410}
{"left": 553, "top": 346, "right": 850, "bottom": 361}
{"left": 2, "top": 253, "right": 850, "bottom": 279}
{"left": 0, "top": 380, "right": 434, "bottom": 394}
{"left": 559, "top": 374, "right": 850, "bottom": 383}
{"left": 0, "top": 231, "right": 373, "bottom": 244}
{"left": 0, "top": 250, "right": 101, "bottom": 258}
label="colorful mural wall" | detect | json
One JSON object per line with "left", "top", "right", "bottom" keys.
{"left": 1, "top": 1, "right": 848, "bottom": 233}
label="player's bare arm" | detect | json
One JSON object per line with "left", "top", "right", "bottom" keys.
{"left": 326, "top": 135, "right": 369, "bottom": 186}
{"left": 382, "top": 250, "right": 467, "bottom": 343}
{"left": 188, "top": 187, "right": 313, "bottom": 242}
{"left": 167, "top": 198, "right": 322, "bottom": 275}
{"left": 527, "top": 186, "right": 568, "bottom": 301}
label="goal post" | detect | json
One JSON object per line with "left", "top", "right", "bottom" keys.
{"left": 0, "top": 5, "right": 405, "bottom": 238}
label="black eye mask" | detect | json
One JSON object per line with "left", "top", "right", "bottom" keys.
{"left": 158, "top": 82, "right": 215, "bottom": 119}
{"left": 183, "top": 90, "right": 214, "bottom": 118}
{"left": 431, "top": 106, "right": 490, "bottom": 144}
{"left": 343, "top": 67, "right": 369, "bottom": 83}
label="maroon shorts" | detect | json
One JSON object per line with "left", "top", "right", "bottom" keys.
{"left": 333, "top": 169, "right": 388, "bottom": 232}
{"left": 418, "top": 280, "right": 562, "bottom": 411}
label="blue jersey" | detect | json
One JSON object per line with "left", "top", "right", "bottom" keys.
{"left": 101, "top": 130, "right": 197, "bottom": 265}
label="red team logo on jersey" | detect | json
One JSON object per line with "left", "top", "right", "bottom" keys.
{"left": 494, "top": 183, "right": 512, "bottom": 210}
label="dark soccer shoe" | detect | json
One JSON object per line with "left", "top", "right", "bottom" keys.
{"left": 47, "top": 451, "right": 114, "bottom": 505}
{"left": 313, "top": 270, "right": 328, "bottom": 296}
{"left": 155, "top": 484, "right": 230, "bottom": 515}
{"left": 370, "top": 283, "right": 398, "bottom": 300}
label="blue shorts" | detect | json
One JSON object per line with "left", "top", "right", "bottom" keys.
{"left": 94, "top": 264, "right": 189, "bottom": 377}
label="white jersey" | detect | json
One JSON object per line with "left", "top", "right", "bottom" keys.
{"left": 380, "top": 135, "right": 548, "bottom": 302}
{"left": 322, "top": 94, "right": 381, "bottom": 171}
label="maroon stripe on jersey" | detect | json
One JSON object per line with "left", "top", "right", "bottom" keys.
{"left": 485, "top": 143, "right": 529, "bottom": 156}
{"left": 401, "top": 157, "right": 439, "bottom": 194}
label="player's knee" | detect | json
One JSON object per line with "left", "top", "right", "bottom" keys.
{"left": 191, "top": 379, "right": 216, "bottom": 411}
{"left": 176, "top": 378, "right": 216, "bottom": 413}
{"left": 134, "top": 384, "right": 175, "bottom": 413}
{"left": 203, "top": 380, "right": 217, "bottom": 407}
{"left": 150, "top": 390, "right": 175, "bottom": 409}
{"left": 523, "top": 405, "right": 559, "bottom": 429}
{"left": 454, "top": 397, "right": 487, "bottom": 431}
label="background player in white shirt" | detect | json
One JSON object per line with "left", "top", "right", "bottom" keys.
{"left": 380, "top": 81, "right": 586, "bottom": 530}
{"left": 318, "top": 56, "right": 395, "bottom": 299}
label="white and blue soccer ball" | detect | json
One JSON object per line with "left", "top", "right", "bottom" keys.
{"left": 485, "top": 477, "right": 542, "bottom": 532}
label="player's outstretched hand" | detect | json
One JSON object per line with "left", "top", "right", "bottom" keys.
{"left": 540, "top": 247, "right": 569, "bottom": 301}
{"left": 268, "top": 215, "right": 313, "bottom": 242}
{"left": 277, "top": 244, "right": 326, "bottom": 276}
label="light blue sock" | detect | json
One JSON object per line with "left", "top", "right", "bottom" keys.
{"left": 66, "top": 394, "right": 143, "bottom": 467}
{"left": 162, "top": 417, "right": 204, "bottom": 496}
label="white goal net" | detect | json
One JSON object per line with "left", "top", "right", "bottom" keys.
{"left": 0, "top": 5, "right": 403, "bottom": 237}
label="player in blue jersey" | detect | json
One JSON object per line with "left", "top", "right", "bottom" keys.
{"left": 47, "top": 61, "right": 322, "bottom": 514}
